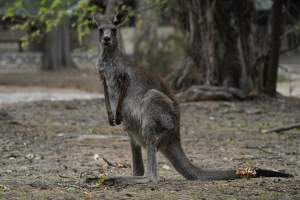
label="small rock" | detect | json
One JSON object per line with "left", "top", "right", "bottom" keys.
{"left": 25, "top": 153, "right": 34, "bottom": 160}
{"left": 162, "top": 164, "right": 171, "bottom": 170}
{"left": 29, "top": 181, "right": 49, "bottom": 189}
{"left": 93, "top": 154, "right": 100, "bottom": 161}
{"left": 0, "top": 111, "right": 12, "bottom": 120}
{"left": 209, "top": 116, "right": 215, "bottom": 120}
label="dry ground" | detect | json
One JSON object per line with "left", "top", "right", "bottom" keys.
{"left": 0, "top": 97, "right": 299, "bottom": 200}
{"left": 0, "top": 69, "right": 102, "bottom": 93}
{"left": 0, "top": 69, "right": 299, "bottom": 199}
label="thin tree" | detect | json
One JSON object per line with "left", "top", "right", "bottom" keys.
{"left": 265, "top": 0, "right": 287, "bottom": 96}
{"left": 42, "top": 18, "right": 76, "bottom": 70}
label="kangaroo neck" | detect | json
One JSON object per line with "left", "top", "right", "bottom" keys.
{"left": 100, "top": 46, "right": 121, "bottom": 62}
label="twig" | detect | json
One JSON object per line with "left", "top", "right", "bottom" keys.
{"left": 279, "top": 65, "right": 300, "bottom": 74}
{"left": 280, "top": 43, "right": 300, "bottom": 55}
{"left": 246, "top": 146, "right": 274, "bottom": 155}
{"left": 261, "top": 123, "right": 300, "bottom": 133}
{"left": 58, "top": 174, "right": 76, "bottom": 179}
{"left": 102, "top": 157, "right": 116, "bottom": 167}
{"left": 133, "top": 3, "right": 162, "bottom": 13}
{"left": 254, "top": 40, "right": 300, "bottom": 68}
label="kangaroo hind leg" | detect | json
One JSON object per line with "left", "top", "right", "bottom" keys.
{"left": 130, "top": 138, "right": 145, "bottom": 176}
{"left": 102, "top": 129, "right": 159, "bottom": 185}
{"left": 102, "top": 142, "right": 158, "bottom": 185}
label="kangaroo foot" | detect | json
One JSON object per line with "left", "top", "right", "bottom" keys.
{"left": 103, "top": 176, "right": 155, "bottom": 185}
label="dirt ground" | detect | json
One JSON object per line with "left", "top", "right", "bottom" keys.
{"left": 0, "top": 69, "right": 102, "bottom": 93}
{"left": 0, "top": 95, "right": 299, "bottom": 200}
{"left": 0, "top": 69, "right": 299, "bottom": 199}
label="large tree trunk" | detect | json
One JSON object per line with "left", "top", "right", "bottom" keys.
{"left": 42, "top": 19, "right": 76, "bottom": 70}
{"left": 169, "top": 0, "right": 285, "bottom": 101}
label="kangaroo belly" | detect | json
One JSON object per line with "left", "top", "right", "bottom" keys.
{"left": 123, "top": 118, "right": 145, "bottom": 147}
{"left": 107, "top": 86, "right": 118, "bottom": 114}
{"left": 122, "top": 96, "right": 145, "bottom": 146}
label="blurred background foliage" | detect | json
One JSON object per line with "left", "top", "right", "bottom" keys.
{"left": 2, "top": 0, "right": 183, "bottom": 75}
{"left": 1, "top": 0, "right": 300, "bottom": 97}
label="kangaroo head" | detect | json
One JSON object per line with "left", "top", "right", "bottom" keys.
{"left": 93, "top": 10, "right": 128, "bottom": 49}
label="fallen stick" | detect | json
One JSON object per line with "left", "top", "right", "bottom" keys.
{"left": 58, "top": 174, "right": 76, "bottom": 179}
{"left": 261, "top": 123, "right": 300, "bottom": 133}
{"left": 102, "top": 157, "right": 116, "bottom": 167}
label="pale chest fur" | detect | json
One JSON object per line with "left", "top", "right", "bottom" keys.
{"left": 98, "top": 61, "right": 122, "bottom": 114}
{"left": 98, "top": 58, "right": 145, "bottom": 145}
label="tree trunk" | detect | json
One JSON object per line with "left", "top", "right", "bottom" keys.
{"left": 170, "top": 0, "right": 256, "bottom": 91}
{"left": 264, "top": 0, "right": 287, "bottom": 96}
{"left": 169, "top": 0, "right": 285, "bottom": 101}
{"left": 133, "top": 0, "right": 159, "bottom": 70}
{"left": 42, "top": 18, "right": 76, "bottom": 70}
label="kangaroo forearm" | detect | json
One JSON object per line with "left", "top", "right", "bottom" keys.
{"left": 102, "top": 77, "right": 113, "bottom": 114}
{"left": 105, "top": 96, "right": 113, "bottom": 117}
{"left": 115, "top": 73, "right": 129, "bottom": 123}
{"left": 99, "top": 73, "right": 115, "bottom": 125}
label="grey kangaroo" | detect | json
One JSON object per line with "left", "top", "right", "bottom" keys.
{"left": 94, "top": 11, "right": 292, "bottom": 185}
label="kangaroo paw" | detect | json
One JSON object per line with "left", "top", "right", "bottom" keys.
{"left": 108, "top": 116, "right": 116, "bottom": 126}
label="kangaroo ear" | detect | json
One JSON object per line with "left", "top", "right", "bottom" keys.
{"left": 93, "top": 13, "right": 105, "bottom": 26}
{"left": 112, "top": 10, "right": 128, "bottom": 26}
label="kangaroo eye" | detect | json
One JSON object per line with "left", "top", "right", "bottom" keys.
{"left": 99, "top": 28, "right": 103, "bottom": 35}
{"left": 112, "top": 28, "right": 117, "bottom": 34}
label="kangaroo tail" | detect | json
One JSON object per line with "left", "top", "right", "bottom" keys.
{"left": 161, "top": 142, "right": 293, "bottom": 181}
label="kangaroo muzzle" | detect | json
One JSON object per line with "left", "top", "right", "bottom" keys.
{"left": 103, "top": 30, "right": 112, "bottom": 46}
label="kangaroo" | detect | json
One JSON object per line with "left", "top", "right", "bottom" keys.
{"left": 93, "top": 11, "right": 292, "bottom": 185}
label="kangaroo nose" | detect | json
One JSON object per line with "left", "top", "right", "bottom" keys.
{"left": 104, "top": 36, "right": 111, "bottom": 42}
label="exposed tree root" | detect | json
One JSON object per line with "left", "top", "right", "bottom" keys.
{"left": 167, "top": 57, "right": 200, "bottom": 90}
{"left": 175, "top": 85, "right": 247, "bottom": 102}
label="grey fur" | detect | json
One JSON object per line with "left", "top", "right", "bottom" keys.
{"left": 130, "top": 139, "right": 144, "bottom": 176}
{"left": 94, "top": 12, "right": 292, "bottom": 185}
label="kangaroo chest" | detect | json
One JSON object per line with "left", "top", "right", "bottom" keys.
{"left": 100, "top": 61, "right": 122, "bottom": 113}
{"left": 99, "top": 60, "right": 145, "bottom": 146}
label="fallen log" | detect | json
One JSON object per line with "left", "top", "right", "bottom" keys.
{"left": 175, "top": 85, "right": 247, "bottom": 102}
